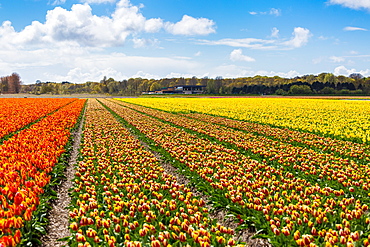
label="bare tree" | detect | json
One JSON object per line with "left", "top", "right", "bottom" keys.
{"left": 1, "top": 73, "right": 21, "bottom": 93}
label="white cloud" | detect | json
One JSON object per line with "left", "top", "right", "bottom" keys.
{"left": 330, "top": 56, "right": 345, "bottom": 62}
{"left": 328, "top": 0, "right": 370, "bottom": 10}
{"left": 198, "top": 38, "right": 277, "bottom": 50}
{"left": 0, "top": 2, "right": 158, "bottom": 48}
{"left": 132, "top": 38, "right": 159, "bottom": 48}
{"left": 282, "top": 27, "right": 311, "bottom": 48}
{"left": 131, "top": 70, "right": 160, "bottom": 79}
{"left": 199, "top": 27, "right": 311, "bottom": 50}
{"left": 0, "top": 0, "right": 220, "bottom": 83}
{"left": 230, "top": 49, "right": 255, "bottom": 62}
{"left": 164, "top": 72, "right": 196, "bottom": 78}
{"left": 0, "top": 21, "right": 16, "bottom": 49}
{"left": 194, "top": 51, "right": 202, "bottom": 56}
{"left": 209, "top": 64, "right": 300, "bottom": 78}
{"left": 164, "top": 15, "right": 216, "bottom": 36}
{"left": 80, "top": 53, "right": 201, "bottom": 80}
{"left": 51, "top": 0, "right": 66, "bottom": 5}
{"left": 44, "top": 67, "right": 126, "bottom": 83}
{"left": 0, "top": 0, "right": 215, "bottom": 50}
{"left": 144, "top": 18, "right": 163, "bottom": 33}
{"left": 313, "top": 54, "right": 370, "bottom": 64}
{"left": 0, "top": 43, "right": 204, "bottom": 83}
{"left": 271, "top": 27, "right": 279, "bottom": 38}
{"left": 334, "top": 65, "right": 370, "bottom": 76}
{"left": 269, "top": 8, "right": 281, "bottom": 16}
{"left": 343, "top": 26, "right": 367, "bottom": 31}
{"left": 249, "top": 8, "right": 281, "bottom": 16}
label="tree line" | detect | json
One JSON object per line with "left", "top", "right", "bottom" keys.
{"left": 16, "top": 72, "right": 370, "bottom": 95}
{"left": 0, "top": 73, "right": 22, "bottom": 94}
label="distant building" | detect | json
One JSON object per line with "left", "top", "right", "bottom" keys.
{"left": 143, "top": 85, "right": 206, "bottom": 95}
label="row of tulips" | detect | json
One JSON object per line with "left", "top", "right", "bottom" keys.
{"left": 181, "top": 112, "right": 370, "bottom": 162}
{"left": 68, "top": 99, "right": 237, "bottom": 247}
{"left": 112, "top": 100, "right": 370, "bottom": 203}
{"left": 114, "top": 98, "right": 370, "bottom": 163}
{"left": 0, "top": 98, "right": 76, "bottom": 140}
{"left": 117, "top": 98, "right": 370, "bottom": 144}
{"left": 0, "top": 99, "right": 85, "bottom": 247}
{"left": 101, "top": 99, "right": 370, "bottom": 246}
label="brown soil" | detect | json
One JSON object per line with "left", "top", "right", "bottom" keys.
{"left": 40, "top": 108, "right": 85, "bottom": 247}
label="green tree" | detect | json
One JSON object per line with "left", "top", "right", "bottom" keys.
{"left": 320, "top": 87, "right": 336, "bottom": 94}
{"left": 40, "top": 83, "right": 53, "bottom": 94}
{"left": 323, "top": 73, "right": 336, "bottom": 84}
{"left": 305, "top": 74, "right": 316, "bottom": 84}
{"left": 317, "top": 73, "right": 328, "bottom": 82}
{"left": 275, "top": 89, "right": 287, "bottom": 95}
{"left": 107, "top": 81, "right": 120, "bottom": 94}
{"left": 149, "top": 82, "right": 161, "bottom": 91}
{"left": 206, "top": 79, "right": 215, "bottom": 94}
{"left": 214, "top": 76, "right": 223, "bottom": 93}
{"left": 0, "top": 76, "right": 8, "bottom": 93}
{"left": 289, "top": 85, "right": 312, "bottom": 94}
{"left": 336, "top": 75, "right": 348, "bottom": 83}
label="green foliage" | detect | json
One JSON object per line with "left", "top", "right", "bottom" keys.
{"left": 149, "top": 82, "right": 161, "bottom": 91}
{"left": 288, "top": 85, "right": 312, "bottom": 94}
{"left": 320, "top": 87, "right": 336, "bottom": 94}
{"left": 323, "top": 73, "right": 336, "bottom": 83}
{"left": 17, "top": 73, "right": 370, "bottom": 96}
{"left": 275, "top": 89, "right": 287, "bottom": 95}
{"left": 338, "top": 89, "right": 350, "bottom": 94}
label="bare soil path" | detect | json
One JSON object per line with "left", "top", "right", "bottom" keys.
{"left": 40, "top": 108, "right": 85, "bottom": 247}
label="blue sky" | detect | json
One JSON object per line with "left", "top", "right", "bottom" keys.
{"left": 0, "top": 0, "right": 370, "bottom": 84}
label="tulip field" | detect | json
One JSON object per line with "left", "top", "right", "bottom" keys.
{"left": 68, "top": 99, "right": 236, "bottom": 247}
{"left": 0, "top": 98, "right": 85, "bottom": 246}
{"left": 117, "top": 98, "right": 370, "bottom": 144}
{"left": 106, "top": 97, "right": 370, "bottom": 247}
{"left": 1, "top": 97, "right": 370, "bottom": 247}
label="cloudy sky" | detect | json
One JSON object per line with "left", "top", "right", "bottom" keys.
{"left": 0, "top": 0, "right": 370, "bottom": 83}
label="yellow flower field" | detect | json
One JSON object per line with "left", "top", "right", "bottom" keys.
{"left": 118, "top": 98, "right": 370, "bottom": 143}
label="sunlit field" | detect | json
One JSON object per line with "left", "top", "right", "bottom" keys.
{"left": 2, "top": 97, "right": 370, "bottom": 247}
{"left": 120, "top": 97, "right": 370, "bottom": 144}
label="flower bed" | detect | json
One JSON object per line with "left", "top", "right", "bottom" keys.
{"left": 0, "top": 98, "right": 76, "bottom": 140}
{"left": 102, "top": 99, "right": 370, "bottom": 247}
{"left": 0, "top": 99, "right": 85, "bottom": 246}
{"left": 68, "top": 99, "right": 237, "bottom": 247}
